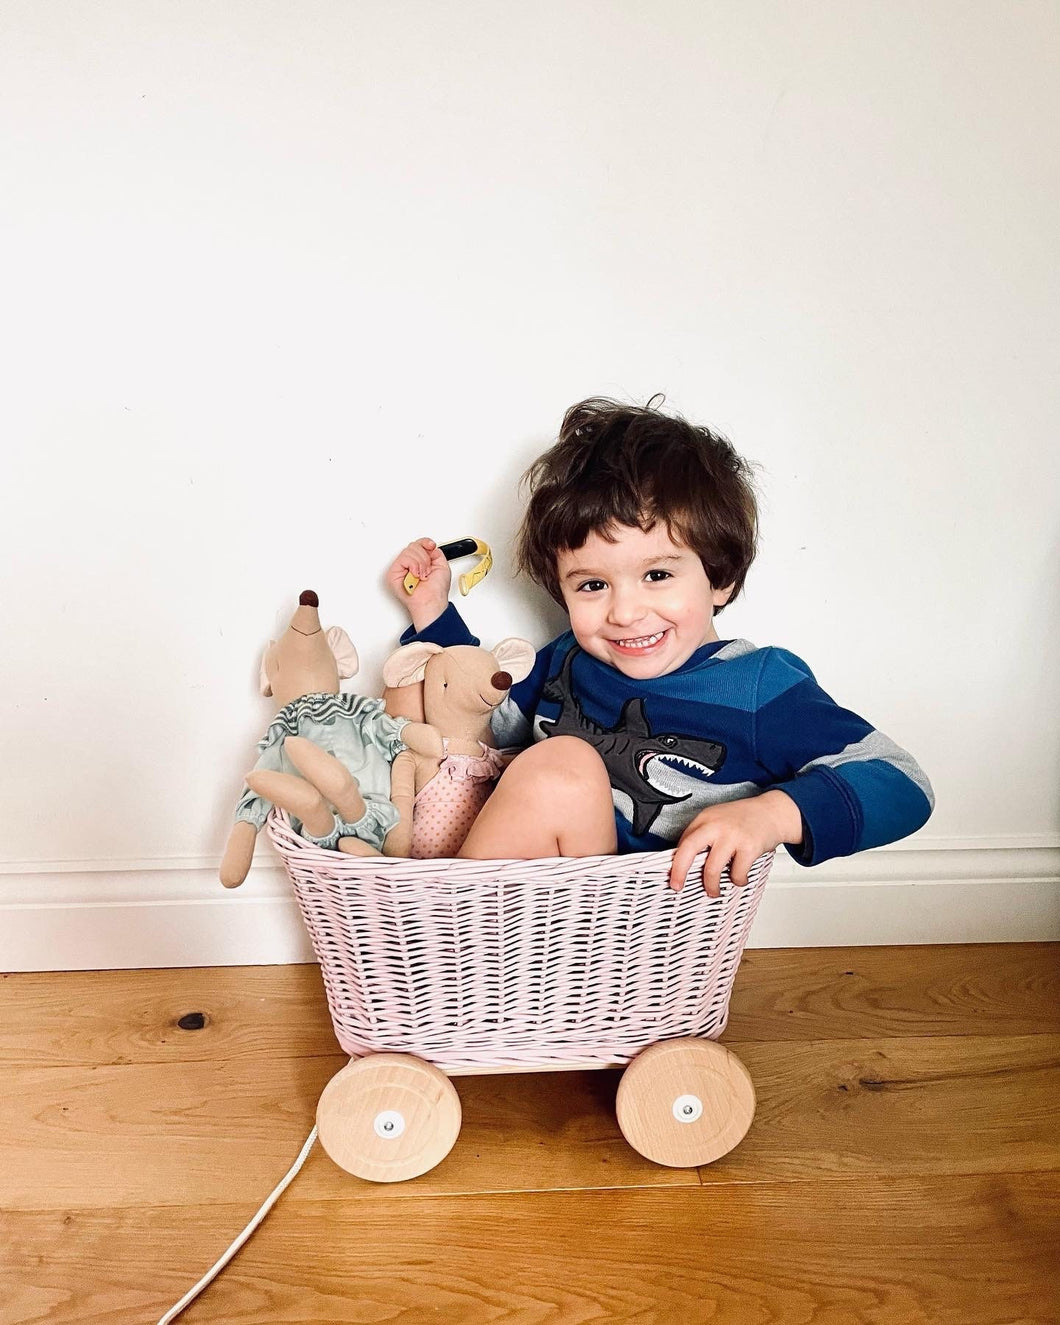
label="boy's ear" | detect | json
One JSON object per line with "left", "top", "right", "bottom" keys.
{"left": 711, "top": 582, "right": 736, "bottom": 610}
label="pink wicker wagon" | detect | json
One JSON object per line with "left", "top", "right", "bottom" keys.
{"left": 267, "top": 810, "right": 774, "bottom": 1182}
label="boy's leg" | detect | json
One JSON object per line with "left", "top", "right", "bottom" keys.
{"left": 457, "top": 736, "right": 617, "bottom": 859}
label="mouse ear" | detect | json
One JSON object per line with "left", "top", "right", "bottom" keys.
{"left": 258, "top": 643, "right": 276, "bottom": 696}
{"left": 490, "top": 637, "right": 536, "bottom": 684}
{"left": 325, "top": 626, "right": 359, "bottom": 679}
{"left": 382, "top": 641, "right": 442, "bottom": 688}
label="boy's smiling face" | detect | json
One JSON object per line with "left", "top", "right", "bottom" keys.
{"left": 556, "top": 522, "right": 734, "bottom": 679}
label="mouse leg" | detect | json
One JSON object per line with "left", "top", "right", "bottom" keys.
{"left": 283, "top": 736, "right": 368, "bottom": 825}
{"left": 244, "top": 769, "right": 335, "bottom": 839}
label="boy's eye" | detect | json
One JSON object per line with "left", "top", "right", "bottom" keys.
{"left": 576, "top": 579, "right": 607, "bottom": 593}
{"left": 645, "top": 569, "right": 672, "bottom": 583}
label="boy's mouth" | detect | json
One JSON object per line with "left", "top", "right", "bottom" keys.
{"left": 610, "top": 630, "right": 668, "bottom": 653}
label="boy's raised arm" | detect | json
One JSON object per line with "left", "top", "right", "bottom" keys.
{"left": 386, "top": 536, "right": 483, "bottom": 647}
{"left": 386, "top": 537, "right": 558, "bottom": 750}
{"left": 386, "top": 537, "right": 458, "bottom": 636}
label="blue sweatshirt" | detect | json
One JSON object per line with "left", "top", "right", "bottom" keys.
{"left": 402, "top": 604, "right": 934, "bottom": 865}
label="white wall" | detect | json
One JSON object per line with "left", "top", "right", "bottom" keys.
{"left": 3, "top": 1, "right": 1058, "bottom": 969}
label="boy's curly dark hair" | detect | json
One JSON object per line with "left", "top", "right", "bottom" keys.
{"left": 514, "top": 397, "right": 758, "bottom": 614}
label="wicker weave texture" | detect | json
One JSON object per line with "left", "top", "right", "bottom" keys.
{"left": 267, "top": 811, "right": 773, "bottom": 1072}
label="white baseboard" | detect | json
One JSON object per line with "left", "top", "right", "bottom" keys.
{"left": 1, "top": 840, "right": 1057, "bottom": 972}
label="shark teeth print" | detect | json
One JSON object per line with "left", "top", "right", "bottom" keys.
{"left": 640, "top": 752, "right": 718, "bottom": 792}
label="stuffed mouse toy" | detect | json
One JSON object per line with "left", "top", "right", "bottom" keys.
{"left": 381, "top": 638, "right": 535, "bottom": 858}
{"left": 220, "top": 590, "right": 441, "bottom": 886}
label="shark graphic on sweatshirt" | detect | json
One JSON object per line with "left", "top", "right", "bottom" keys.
{"left": 539, "top": 647, "right": 727, "bottom": 835}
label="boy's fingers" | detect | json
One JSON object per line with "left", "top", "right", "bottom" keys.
{"left": 669, "top": 835, "right": 700, "bottom": 891}
{"left": 389, "top": 542, "right": 427, "bottom": 577}
{"left": 729, "top": 848, "right": 756, "bottom": 890}
{"left": 701, "top": 842, "right": 732, "bottom": 898}
{"left": 399, "top": 542, "right": 437, "bottom": 581}
{"left": 415, "top": 538, "right": 440, "bottom": 575}
{"left": 406, "top": 544, "right": 431, "bottom": 575}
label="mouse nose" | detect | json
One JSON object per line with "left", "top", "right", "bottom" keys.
{"left": 491, "top": 671, "right": 512, "bottom": 691}
{"left": 299, "top": 589, "right": 319, "bottom": 607}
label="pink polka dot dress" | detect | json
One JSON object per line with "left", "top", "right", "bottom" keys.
{"left": 409, "top": 742, "right": 510, "bottom": 859}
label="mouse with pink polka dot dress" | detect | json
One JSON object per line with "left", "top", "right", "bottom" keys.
{"left": 407, "top": 739, "right": 511, "bottom": 858}
{"left": 379, "top": 635, "right": 537, "bottom": 860}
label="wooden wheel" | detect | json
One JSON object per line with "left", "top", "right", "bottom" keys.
{"left": 316, "top": 1053, "right": 461, "bottom": 1183}
{"left": 615, "top": 1037, "right": 756, "bottom": 1168}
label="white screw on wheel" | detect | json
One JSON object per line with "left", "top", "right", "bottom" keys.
{"left": 672, "top": 1093, "right": 703, "bottom": 1123}
{"left": 373, "top": 1109, "right": 406, "bottom": 1139}
{"left": 316, "top": 1054, "right": 462, "bottom": 1183}
{"left": 615, "top": 1037, "right": 756, "bottom": 1168}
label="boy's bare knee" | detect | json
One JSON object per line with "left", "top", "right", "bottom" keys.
{"left": 516, "top": 736, "right": 604, "bottom": 769}
{"left": 460, "top": 735, "right": 616, "bottom": 860}
{"left": 507, "top": 736, "right": 608, "bottom": 794}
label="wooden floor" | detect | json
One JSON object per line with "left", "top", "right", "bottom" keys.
{"left": 2, "top": 944, "right": 1058, "bottom": 1324}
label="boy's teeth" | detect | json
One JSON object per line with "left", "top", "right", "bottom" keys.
{"left": 617, "top": 631, "right": 665, "bottom": 648}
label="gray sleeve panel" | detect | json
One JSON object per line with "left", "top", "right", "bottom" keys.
{"left": 797, "top": 728, "right": 936, "bottom": 810}
{"left": 713, "top": 637, "right": 759, "bottom": 661}
{"left": 624, "top": 779, "right": 767, "bottom": 844}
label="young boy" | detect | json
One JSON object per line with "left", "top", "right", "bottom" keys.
{"left": 387, "top": 397, "right": 934, "bottom": 894}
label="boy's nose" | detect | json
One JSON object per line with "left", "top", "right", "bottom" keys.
{"left": 607, "top": 589, "right": 645, "bottom": 627}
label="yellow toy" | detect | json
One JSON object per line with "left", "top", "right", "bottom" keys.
{"left": 402, "top": 536, "right": 492, "bottom": 597}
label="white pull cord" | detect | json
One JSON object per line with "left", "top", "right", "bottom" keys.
{"left": 157, "top": 1125, "right": 318, "bottom": 1325}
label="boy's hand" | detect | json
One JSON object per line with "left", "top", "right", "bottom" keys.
{"left": 669, "top": 790, "right": 803, "bottom": 897}
{"left": 386, "top": 537, "right": 452, "bottom": 632}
